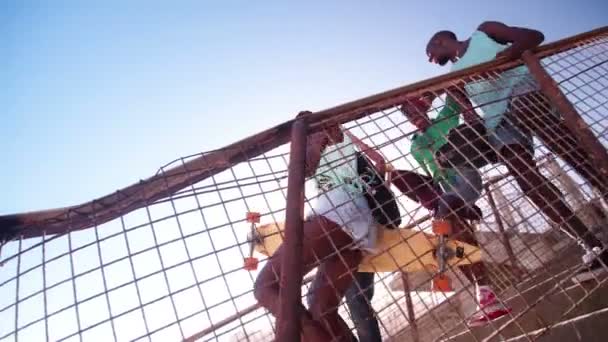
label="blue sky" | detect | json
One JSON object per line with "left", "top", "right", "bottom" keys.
{"left": 2, "top": 0, "right": 607, "bottom": 213}
{"left": 2, "top": 1, "right": 608, "bottom": 341}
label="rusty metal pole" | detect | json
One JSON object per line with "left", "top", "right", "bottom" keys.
{"left": 485, "top": 185, "right": 518, "bottom": 269}
{"left": 277, "top": 119, "right": 308, "bottom": 342}
{"left": 522, "top": 51, "right": 608, "bottom": 184}
{"left": 400, "top": 272, "right": 420, "bottom": 342}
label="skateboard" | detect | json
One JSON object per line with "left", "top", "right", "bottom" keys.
{"left": 246, "top": 219, "right": 482, "bottom": 279}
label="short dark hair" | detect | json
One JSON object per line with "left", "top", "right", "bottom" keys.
{"left": 430, "top": 30, "right": 457, "bottom": 43}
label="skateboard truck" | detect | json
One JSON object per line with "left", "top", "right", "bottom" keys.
{"left": 455, "top": 246, "right": 465, "bottom": 259}
{"left": 432, "top": 219, "right": 454, "bottom": 292}
{"left": 243, "top": 212, "right": 261, "bottom": 271}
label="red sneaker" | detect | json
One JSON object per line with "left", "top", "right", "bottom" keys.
{"left": 467, "top": 285, "right": 512, "bottom": 327}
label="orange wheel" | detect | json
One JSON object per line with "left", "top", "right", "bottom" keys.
{"left": 432, "top": 219, "right": 452, "bottom": 235}
{"left": 246, "top": 212, "right": 261, "bottom": 223}
{"left": 243, "top": 257, "right": 259, "bottom": 271}
{"left": 432, "top": 274, "right": 453, "bottom": 292}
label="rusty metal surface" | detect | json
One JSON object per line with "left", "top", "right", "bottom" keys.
{"left": 522, "top": 50, "right": 608, "bottom": 186}
{"left": 401, "top": 272, "right": 420, "bottom": 342}
{"left": 276, "top": 119, "right": 308, "bottom": 342}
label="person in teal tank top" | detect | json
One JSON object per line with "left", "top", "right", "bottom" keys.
{"left": 429, "top": 25, "right": 608, "bottom": 201}
{"left": 425, "top": 21, "right": 608, "bottom": 300}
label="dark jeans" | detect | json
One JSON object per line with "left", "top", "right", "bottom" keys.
{"left": 308, "top": 271, "right": 381, "bottom": 342}
{"left": 345, "top": 272, "right": 381, "bottom": 342}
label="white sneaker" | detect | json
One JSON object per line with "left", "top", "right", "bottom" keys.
{"left": 582, "top": 247, "right": 602, "bottom": 264}
{"left": 572, "top": 247, "right": 607, "bottom": 284}
{"left": 467, "top": 285, "right": 511, "bottom": 327}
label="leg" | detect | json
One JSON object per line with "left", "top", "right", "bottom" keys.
{"left": 492, "top": 115, "right": 608, "bottom": 282}
{"left": 344, "top": 272, "right": 381, "bottom": 342}
{"left": 453, "top": 220, "right": 491, "bottom": 286}
{"left": 254, "top": 215, "right": 359, "bottom": 341}
{"left": 390, "top": 169, "right": 440, "bottom": 210}
{"left": 434, "top": 167, "right": 490, "bottom": 285}
{"left": 308, "top": 251, "right": 363, "bottom": 342}
{"left": 498, "top": 144, "right": 604, "bottom": 250}
{"left": 514, "top": 94, "right": 608, "bottom": 197}
{"left": 543, "top": 119, "right": 608, "bottom": 196}
{"left": 438, "top": 169, "right": 512, "bottom": 326}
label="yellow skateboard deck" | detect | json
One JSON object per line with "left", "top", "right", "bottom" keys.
{"left": 250, "top": 222, "right": 482, "bottom": 273}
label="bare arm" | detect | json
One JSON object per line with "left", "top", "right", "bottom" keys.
{"left": 303, "top": 131, "right": 329, "bottom": 178}
{"left": 447, "top": 86, "right": 481, "bottom": 124}
{"left": 344, "top": 131, "right": 386, "bottom": 176}
{"left": 294, "top": 111, "right": 330, "bottom": 178}
{"left": 478, "top": 21, "right": 545, "bottom": 60}
{"left": 400, "top": 93, "right": 435, "bottom": 114}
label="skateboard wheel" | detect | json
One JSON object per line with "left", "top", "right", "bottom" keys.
{"left": 432, "top": 274, "right": 453, "bottom": 292}
{"left": 246, "top": 212, "right": 261, "bottom": 223}
{"left": 385, "top": 163, "right": 395, "bottom": 172}
{"left": 432, "top": 220, "right": 452, "bottom": 235}
{"left": 455, "top": 246, "right": 465, "bottom": 258}
{"left": 243, "top": 257, "right": 259, "bottom": 271}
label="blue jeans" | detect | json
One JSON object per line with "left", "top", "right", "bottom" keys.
{"left": 345, "top": 272, "right": 381, "bottom": 342}
{"left": 308, "top": 271, "right": 380, "bottom": 342}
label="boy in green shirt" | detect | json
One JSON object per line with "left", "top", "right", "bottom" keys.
{"left": 391, "top": 96, "right": 511, "bottom": 326}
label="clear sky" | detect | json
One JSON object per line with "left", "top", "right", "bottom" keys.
{"left": 3, "top": 0, "right": 607, "bottom": 214}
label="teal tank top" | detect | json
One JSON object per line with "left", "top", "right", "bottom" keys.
{"left": 451, "top": 31, "right": 535, "bottom": 130}
{"left": 311, "top": 132, "right": 366, "bottom": 196}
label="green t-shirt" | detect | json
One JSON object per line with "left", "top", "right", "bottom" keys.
{"left": 410, "top": 98, "right": 460, "bottom": 186}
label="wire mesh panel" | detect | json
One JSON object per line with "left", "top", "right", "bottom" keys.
{"left": 1, "top": 28, "right": 608, "bottom": 342}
